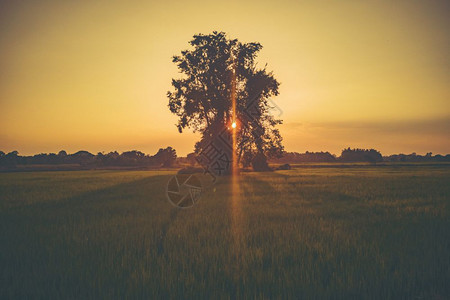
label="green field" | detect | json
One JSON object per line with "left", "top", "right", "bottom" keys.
{"left": 1, "top": 166, "right": 449, "bottom": 299}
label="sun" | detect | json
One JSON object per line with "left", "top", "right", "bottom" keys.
{"left": 231, "top": 122, "right": 236, "bottom": 129}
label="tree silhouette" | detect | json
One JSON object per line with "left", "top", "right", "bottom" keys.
{"left": 167, "top": 31, "right": 283, "bottom": 169}
{"left": 340, "top": 148, "right": 382, "bottom": 163}
{"left": 153, "top": 147, "right": 177, "bottom": 167}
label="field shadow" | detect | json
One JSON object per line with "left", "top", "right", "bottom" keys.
{"left": 3, "top": 174, "right": 170, "bottom": 213}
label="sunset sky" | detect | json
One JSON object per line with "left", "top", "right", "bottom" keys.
{"left": 1, "top": 0, "right": 449, "bottom": 156}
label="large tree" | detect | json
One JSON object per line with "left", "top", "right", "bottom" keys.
{"left": 168, "top": 31, "right": 283, "bottom": 169}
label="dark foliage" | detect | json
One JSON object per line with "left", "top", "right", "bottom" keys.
{"left": 384, "top": 152, "right": 450, "bottom": 162}
{"left": 167, "top": 31, "right": 284, "bottom": 169}
{"left": 277, "top": 163, "right": 291, "bottom": 170}
{"left": 272, "top": 151, "right": 337, "bottom": 163}
{"left": 271, "top": 149, "right": 450, "bottom": 164}
{"left": 0, "top": 147, "right": 177, "bottom": 169}
{"left": 251, "top": 152, "right": 272, "bottom": 172}
{"left": 340, "top": 148, "right": 383, "bottom": 163}
{"left": 1, "top": 147, "right": 449, "bottom": 170}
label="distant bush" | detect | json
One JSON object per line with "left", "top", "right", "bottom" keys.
{"left": 277, "top": 163, "right": 291, "bottom": 170}
{"left": 340, "top": 148, "right": 383, "bottom": 163}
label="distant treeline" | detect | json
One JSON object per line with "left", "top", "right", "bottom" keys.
{"left": 271, "top": 148, "right": 450, "bottom": 163}
{"left": 1, "top": 147, "right": 449, "bottom": 170}
{"left": 0, "top": 147, "right": 177, "bottom": 169}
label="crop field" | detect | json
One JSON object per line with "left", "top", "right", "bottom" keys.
{"left": 1, "top": 165, "right": 449, "bottom": 299}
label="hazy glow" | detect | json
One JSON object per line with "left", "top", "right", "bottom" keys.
{"left": 0, "top": 0, "right": 449, "bottom": 155}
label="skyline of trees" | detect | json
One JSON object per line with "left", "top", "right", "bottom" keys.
{"left": 1, "top": 147, "right": 449, "bottom": 170}
{"left": 0, "top": 147, "right": 177, "bottom": 168}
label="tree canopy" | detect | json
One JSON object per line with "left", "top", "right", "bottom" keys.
{"left": 167, "top": 31, "right": 283, "bottom": 169}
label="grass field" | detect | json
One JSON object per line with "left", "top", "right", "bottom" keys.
{"left": 1, "top": 165, "right": 449, "bottom": 299}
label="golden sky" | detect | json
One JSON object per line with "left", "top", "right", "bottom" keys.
{"left": 1, "top": 0, "right": 449, "bottom": 156}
